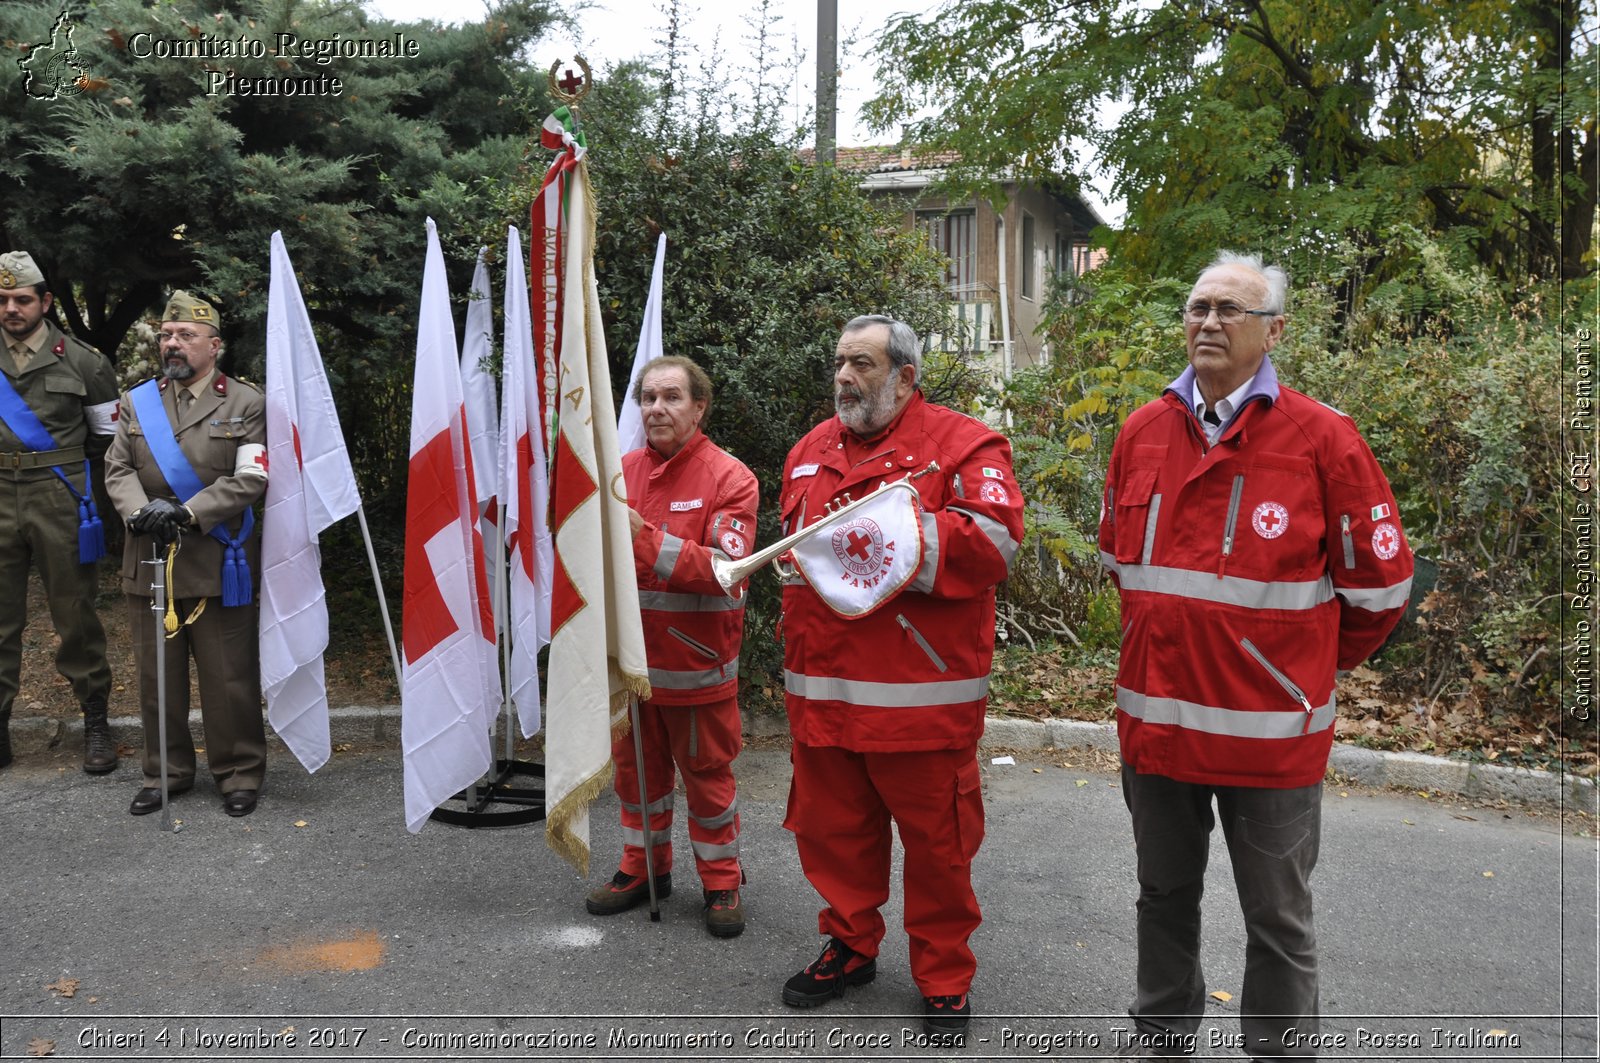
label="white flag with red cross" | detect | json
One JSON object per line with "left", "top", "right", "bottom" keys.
{"left": 499, "top": 224, "right": 554, "bottom": 738}
{"left": 787, "top": 480, "right": 925, "bottom": 619}
{"left": 400, "top": 218, "right": 496, "bottom": 833}
{"left": 260, "top": 231, "right": 361, "bottom": 775}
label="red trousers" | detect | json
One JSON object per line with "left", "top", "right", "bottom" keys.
{"left": 785, "top": 741, "right": 986, "bottom": 996}
{"left": 611, "top": 695, "right": 743, "bottom": 890}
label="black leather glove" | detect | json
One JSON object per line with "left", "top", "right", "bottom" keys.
{"left": 128, "top": 498, "right": 183, "bottom": 542}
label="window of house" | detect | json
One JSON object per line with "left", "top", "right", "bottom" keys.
{"left": 915, "top": 209, "right": 976, "bottom": 295}
{"left": 1020, "top": 212, "right": 1036, "bottom": 300}
{"left": 1055, "top": 232, "right": 1074, "bottom": 279}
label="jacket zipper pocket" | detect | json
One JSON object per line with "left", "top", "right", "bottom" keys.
{"left": 1340, "top": 514, "right": 1356, "bottom": 569}
{"left": 1240, "top": 637, "right": 1315, "bottom": 734}
{"left": 1219, "top": 474, "right": 1244, "bottom": 577}
{"left": 897, "top": 614, "right": 949, "bottom": 673}
{"left": 667, "top": 627, "right": 719, "bottom": 660}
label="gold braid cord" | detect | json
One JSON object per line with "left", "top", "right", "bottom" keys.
{"left": 163, "top": 540, "right": 205, "bottom": 636}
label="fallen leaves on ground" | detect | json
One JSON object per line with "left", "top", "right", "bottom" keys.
{"left": 44, "top": 978, "right": 78, "bottom": 998}
{"left": 28, "top": 1038, "right": 54, "bottom": 1056}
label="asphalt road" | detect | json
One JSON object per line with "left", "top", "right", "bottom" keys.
{"left": 1, "top": 736, "right": 1594, "bottom": 1062}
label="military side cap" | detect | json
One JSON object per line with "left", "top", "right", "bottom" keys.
{"left": 0, "top": 251, "right": 45, "bottom": 290}
{"left": 164, "top": 290, "right": 221, "bottom": 330}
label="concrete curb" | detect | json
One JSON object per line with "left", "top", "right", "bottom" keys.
{"left": 10, "top": 708, "right": 1594, "bottom": 814}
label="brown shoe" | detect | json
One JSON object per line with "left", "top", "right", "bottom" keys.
{"left": 585, "top": 870, "right": 671, "bottom": 915}
{"left": 81, "top": 698, "right": 117, "bottom": 774}
{"left": 703, "top": 888, "right": 745, "bottom": 938}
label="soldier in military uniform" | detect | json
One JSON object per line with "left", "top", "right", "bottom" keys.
{"left": 0, "top": 250, "right": 119, "bottom": 773}
{"left": 105, "top": 292, "right": 269, "bottom": 817}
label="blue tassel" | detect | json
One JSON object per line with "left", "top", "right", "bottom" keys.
{"left": 221, "top": 544, "right": 252, "bottom": 608}
{"left": 77, "top": 498, "right": 106, "bottom": 564}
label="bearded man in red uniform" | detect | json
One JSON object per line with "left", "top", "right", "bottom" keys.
{"left": 584, "top": 356, "right": 758, "bottom": 938}
{"left": 1100, "top": 253, "right": 1412, "bottom": 1060}
{"left": 777, "top": 315, "right": 1024, "bottom": 1038}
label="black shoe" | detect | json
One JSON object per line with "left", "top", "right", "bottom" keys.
{"left": 922, "top": 992, "right": 972, "bottom": 1036}
{"left": 222, "top": 789, "right": 258, "bottom": 817}
{"left": 129, "top": 782, "right": 191, "bottom": 816}
{"left": 80, "top": 698, "right": 118, "bottom": 774}
{"left": 782, "top": 937, "right": 877, "bottom": 1007}
{"left": 585, "top": 870, "right": 672, "bottom": 915}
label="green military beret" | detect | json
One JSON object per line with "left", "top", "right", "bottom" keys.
{"left": 164, "top": 290, "right": 222, "bottom": 331}
{"left": 0, "top": 251, "right": 45, "bottom": 290}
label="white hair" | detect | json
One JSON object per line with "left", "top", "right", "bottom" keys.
{"left": 1202, "top": 251, "right": 1289, "bottom": 314}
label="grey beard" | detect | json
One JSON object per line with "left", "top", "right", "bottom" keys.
{"left": 835, "top": 376, "right": 898, "bottom": 435}
{"left": 162, "top": 359, "right": 195, "bottom": 381}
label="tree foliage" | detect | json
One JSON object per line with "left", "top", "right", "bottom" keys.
{"left": 867, "top": 0, "right": 1597, "bottom": 293}
{"left": 559, "top": 10, "right": 950, "bottom": 698}
{"left": 1, "top": 0, "right": 558, "bottom": 355}
{"left": 2, "top": 0, "right": 562, "bottom": 522}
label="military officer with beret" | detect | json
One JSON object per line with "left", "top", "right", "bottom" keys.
{"left": 0, "top": 250, "right": 119, "bottom": 773}
{"left": 105, "top": 291, "right": 269, "bottom": 817}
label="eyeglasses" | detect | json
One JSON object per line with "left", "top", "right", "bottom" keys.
{"left": 1180, "top": 302, "right": 1278, "bottom": 324}
{"left": 159, "top": 329, "right": 208, "bottom": 343}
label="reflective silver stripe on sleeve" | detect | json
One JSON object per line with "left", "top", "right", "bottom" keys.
{"left": 689, "top": 796, "right": 739, "bottom": 830}
{"left": 1335, "top": 578, "right": 1413, "bottom": 612}
{"left": 690, "top": 838, "right": 740, "bottom": 861}
{"left": 648, "top": 660, "right": 739, "bottom": 690}
{"left": 949, "top": 504, "right": 1021, "bottom": 568}
{"left": 620, "top": 793, "right": 675, "bottom": 816}
{"left": 654, "top": 533, "right": 686, "bottom": 581}
{"left": 638, "top": 589, "right": 745, "bottom": 612}
{"left": 1099, "top": 558, "right": 1335, "bottom": 612}
{"left": 784, "top": 669, "right": 990, "bottom": 707}
{"left": 910, "top": 510, "right": 940, "bottom": 593}
{"left": 1115, "top": 686, "right": 1336, "bottom": 738}
{"left": 1141, "top": 493, "right": 1162, "bottom": 566}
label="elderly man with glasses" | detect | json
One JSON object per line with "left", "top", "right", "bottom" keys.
{"left": 106, "top": 292, "right": 269, "bottom": 818}
{"left": 1098, "top": 252, "right": 1414, "bottom": 1060}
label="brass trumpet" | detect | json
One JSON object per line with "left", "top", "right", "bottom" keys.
{"left": 710, "top": 461, "right": 939, "bottom": 595}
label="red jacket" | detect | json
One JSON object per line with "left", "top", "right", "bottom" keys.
{"left": 780, "top": 392, "right": 1025, "bottom": 751}
{"left": 625, "top": 430, "right": 759, "bottom": 706}
{"left": 1100, "top": 357, "right": 1414, "bottom": 788}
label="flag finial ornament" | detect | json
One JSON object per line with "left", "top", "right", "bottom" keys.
{"left": 547, "top": 56, "right": 592, "bottom": 107}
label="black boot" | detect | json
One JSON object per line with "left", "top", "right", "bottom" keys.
{"left": 0, "top": 708, "right": 11, "bottom": 769}
{"left": 81, "top": 697, "right": 117, "bottom": 774}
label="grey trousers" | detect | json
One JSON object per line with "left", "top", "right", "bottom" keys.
{"left": 1121, "top": 766, "right": 1322, "bottom": 1061}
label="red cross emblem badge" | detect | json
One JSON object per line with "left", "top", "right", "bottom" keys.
{"left": 980, "top": 480, "right": 1010, "bottom": 506}
{"left": 1251, "top": 501, "right": 1289, "bottom": 540}
{"left": 831, "top": 516, "right": 893, "bottom": 578}
{"left": 1371, "top": 521, "right": 1401, "bottom": 560}
{"left": 719, "top": 530, "right": 747, "bottom": 558}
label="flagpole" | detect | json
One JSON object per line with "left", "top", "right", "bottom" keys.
{"left": 628, "top": 694, "right": 662, "bottom": 921}
{"left": 355, "top": 505, "right": 403, "bottom": 719}
{"left": 496, "top": 497, "right": 513, "bottom": 764}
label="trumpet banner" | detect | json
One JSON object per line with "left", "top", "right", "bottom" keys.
{"left": 787, "top": 482, "right": 924, "bottom": 619}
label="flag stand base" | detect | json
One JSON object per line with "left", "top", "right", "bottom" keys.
{"left": 429, "top": 759, "right": 546, "bottom": 828}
